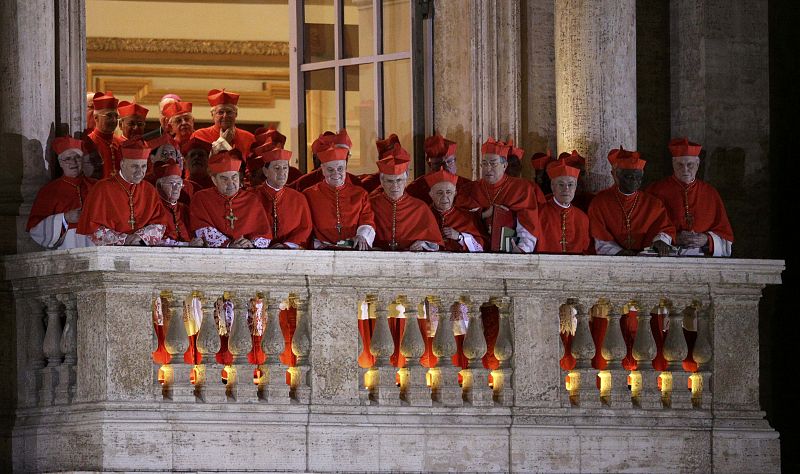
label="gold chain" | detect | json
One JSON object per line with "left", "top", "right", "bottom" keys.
{"left": 614, "top": 191, "right": 641, "bottom": 249}
{"left": 113, "top": 174, "right": 137, "bottom": 230}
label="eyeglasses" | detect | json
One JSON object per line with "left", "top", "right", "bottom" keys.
{"left": 122, "top": 120, "right": 146, "bottom": 127}
{"left": 162, "top": 181, "right": 184, "bottom": 189}
{"left": 58, "top": 155, "right": 81, "bottom": 163}
{"left": 480, "top": 160, "right": 505, "bottom": 168}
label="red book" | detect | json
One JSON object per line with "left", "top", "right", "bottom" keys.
{"left": 490, "top": 205, "right": 515, "bottom": 251}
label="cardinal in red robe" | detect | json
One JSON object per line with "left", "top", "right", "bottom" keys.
{"left": 27, "top": 137, "right": 95, "bottom": 249}
{"left": 588, "top": 148, "right": 676, "bottom": 256}
{"left": 255, "top": 148, "right": 313, "bottom": 249}
{"left": 162, "top": 101, "right": 195, "bottom": 156}
{"left": 190, "top": 89, "right": 255, "bottom": 158}
{"left": 423, "top": 169, "right": 485, "bottom": 252}
{"left": 537, "top": 161, "right": 591, "bottom": 254}
{"left": 189, "top": 151, "right": 272, "bottom": 248}
{"left": 86, "top": 92, "right": 125, "bottom": 178}
{"left": 290, "top": 130, "right": 362, "bottom": 191}
{"left": 302, "top": 145, "right": 376, "bottom": 250}
{"left": 153, "top": 161, "right": 195, "bottom": 245}
{"left": 647, "top": 137, "right": 734, "bottom": 257}
{"left": 358, "top": 134, "right": 401, "bottom": 194}
{"left": 77, "top": 142, "right": 170, "bottom": 245}
{"left": 405, "top": 134, "right": 476, "bottom": 210}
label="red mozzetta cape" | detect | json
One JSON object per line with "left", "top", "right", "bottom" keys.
{"left": 537, "top": 197, "right": 591, "bottom": 254}
{"left": 255, "top": 185, "right": 313, "bottom": 247}
{"left": 368, "top": 193, "right": 444, "bottom": 250}
{"left": 406, "top": 173, "right": 477, "bottom": 210}
{"left": 191, "top": 125, "right": 256, "bottom": 159}
{"left": 431, "top": 205, "right": 486, "bottom": 251}
{"left": 646, "top": 176, "right": 734, "bottom": 242}
{"left": 468, "top": 175, "right": 541, "bottom": 238}
{"left": 189, "top": 187, "right": 272, "bottom": 242}
{"left": 303, "top": 181, "right": 375, "bottom": 244}
{"left": 88, "top": 129, "right": 125, "bottom": 178}
{"left": 289, "top": 167, "right": 363, "bottom": 192}
{"left": 588, "top": 188, "right": 676, "bottom": 251}
{"left": 160, "top": 200, "right": 192, "bottom": 242}
{"left": 78, "top": 174, "right": 170, "bottom": 235}
{"left": 27, "top": 176, "right": 95, "bottom": 231}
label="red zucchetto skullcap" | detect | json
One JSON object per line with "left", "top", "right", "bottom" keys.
{"left": 261, "top": 148, "right": 292, "bottom": 164}
{"left": 481, "top": 137, "right": 510, "bottom": 157}
{"left": 118, "top": 101, "right": 149, "bottom": 119}
{"left": 668, "top": 137, "right": 702, "bottom": 158}
{"left": 120, "top": 142, "right": 151, "bottom": 161}
{"left": 607, "top": 146, "right": 641, "bottom": 168}
{"left": 162, "top": 101, "right": 192, "bottom": 118}
{"left": 207, "top": 89, "right": 240, "bottom": 106}
{"left": 424, "top": 169, "right": 459, "bottom": 187}
{"left": 52, "top": 137, "right": 84, "bottom": 156}
{"left": 92, "top": 92, "right": 118, "bottom": 110}
{"left": 317, "top": 145, "right": 349, "bottom": 163}
{"left": 561, "top": 149, "right": 585, "bottom": 168}
{"left": 153, "top": 160, "right": 182, "bottom": 180}
{"left": 377, "top": 154, "right": 410, "bottom": 175}
{"left": 208, "top": 150, "right": 243, "bottom": 174}
{"left": 546, "top": 160, "right": 581, "bottom": 180}
{"left": 530, "top": 149, "right": 554, "bottom": 171}
{"left": 333, "top": 129, "right": 352, "bottom": 149}
{"left": 376, "top": 134, "right": 401, "bottom": 158}
{"left": 311, "top": 131, "right": 336, "bottom": 154}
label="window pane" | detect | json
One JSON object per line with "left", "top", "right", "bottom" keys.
{"left": 343, "top": 0, "right": 374, "bottom": 59}
{"left": 304, "top": 0, "right": 336, "bottom": 63}
{"left": 382, "top": 0, "right": 411, "bottom": 55}
{"left": 343, "top": 64, "right": 376, "bottom": 175}
{"left": 305, "top": 68, "right": 337, "bottom": 170}
{"left": 383, "top": 59, "right": 413, "bottom": 175}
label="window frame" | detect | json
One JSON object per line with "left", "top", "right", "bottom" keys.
{"left": 289, "top": 0, "right": 430, "bottom": 176}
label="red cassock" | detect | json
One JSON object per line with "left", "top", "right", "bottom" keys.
{"left": 289, "top": 168, "right": 363, "bottom": 192}
{"left": 191, "top": 125, "right": 256, "bottom": 159}
{"left": 588, "top": 188, "right": 676, "bottom": 251}
{"left": 406, "top": 174, "right": 477, "bottom": 210}
{"left": 431, "top": 205, "right": 486, "bottom": 252}
{"left": 537, "top": 197, "right": 591, "bottom": 254}
{"left": 88, "top": 129, "right": 125, "bottom": 178}
{"left": 255, "top": 185, "right": 313, "bottom": 248}
{"left": 302, "top": 181, "right": 375, "bottom": 245}
{"left": 646, "top": 176, "right": 734, "bottom": 243}
{"left": 469, "top": 175, "right": 541, "bottom": 241}
{"left": 358, "top": 172, "right": 382, "bottom": 193}
{"left": 27, "top": 176, "right": 95, "bottom": 231}
{"left": 78, "top": 174, "right": 170, "bottom": 236}
{"left": 160, "top": 200, "right": 192, "bottom": 242}
{"left": 369, "top": 193, "right": 444, "bottom": 250}
{"left": 189, "top": 188, "right": 272, "bottom": 244}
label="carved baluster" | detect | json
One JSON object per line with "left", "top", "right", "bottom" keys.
{"left": 432, "top": 296, "right": 462, "bottom": 407}
{"left": 24, "top": 297, "right": 46, "bottom": 408}
{"left": 55, "top": 293, "right": 78, "bottom": 404}
{"left": 368, "top": 296, "right": 400, "bottom": 405}
{"left": 357, "top": 297, "right": 374, "bottom": 405}
{"left": 195, "top": 293, "right": 221, "bottom": 402}
{"left": 570, "top": 301, "right": 599, "bottom": 408}
{"left": 163, "top": 291, "right": 188, "bottom": 401}
{"left": 38, "top": 295, "right": 63, "bottom": 406}
{"left": 399, "top": 295, "right": 431, "bottom": 406}
{"left": 559, "top": 299, "right": 578, "bottom": 407}
{"left": 631, "top": 301, "right": 659, "bottom": 409}
{"left": 262, "top": 293, "right": 290, "bottom": 404}
{"left": 691, "top": 302, "right": 713, "bottom": 409}
{"left": 290, "top": 293, "right": 311, "bottom": 404}
{"left": 662, "top": 301, "right": 690, "bottom": 409}
{"left": 227, "top": 294, "right": 254, "bottom": 402}
{"left": 493, "top": 297, "right": 514, "bottom": 406}
{"left": 600, "top": 301, "right": 629, "bottom": 407}
{"left": 462, "top": 297, "right": 493, "bottom": 406}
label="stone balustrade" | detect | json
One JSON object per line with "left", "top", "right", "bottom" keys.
{"left": 2, "top": 247, "right": 783, "bottom": 472}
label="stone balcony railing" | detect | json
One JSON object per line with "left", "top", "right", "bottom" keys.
{"left": 2, "top": 247, "right": 784, "bottom": 472}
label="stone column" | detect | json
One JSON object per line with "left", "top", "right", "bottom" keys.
{"left": 555, "top": 0, "right": 637, "bottom": 192}
{"left": 670, "top": 0, "right": 769, "bottom": 258}
{"left": 55, "top": 0, "right": 87, "bottom": 135}
{"left": 0, "top": 1, "right": 57, "bottom": 254}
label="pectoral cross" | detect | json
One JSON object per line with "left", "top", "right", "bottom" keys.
{"left": 335, "top": 222, "right": 343, "bottom": 234}
{"left": 226, "top": 210, "right": 237, "bottom": 229}
{"left": 128, "top": 215, "right": 136, "bottom": 229}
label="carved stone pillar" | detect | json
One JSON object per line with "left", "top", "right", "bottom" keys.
{"left": 631, "top": 302, "right": 659, "bottom": 409}
{"left": 263, "top": 294, "right": 290, "bottom": 404}
{"left": 164, "top": 293, "right": 189, "bottom": 402}
{"left": 600, "top": 302, "right": 629, "bottom": 407}
{"left": 663, "top": 301, "right": 690, "bottom": 409}
{"left": 431, "top": 295, "right": 461, "bottom": 406}
{"left": 462, "top": 297, "right": 492, "bottom": 407}
{"left": 399, "top": 295, "right": 430, "bottom": 407}
{"left": 369, "top": 296, "right": 399, "bottom": 406}
{"left": 570, "top": 301, "right": 598, "bottom": 408}
{"left": 291, "top": 294, "right": 312, "bottom": 404}
{"left": 55, "top": 293, "right": 78, "bottom": 404}
{"left": 555, "top": 0, "right": 637, "bottom": 192}
{"left": 196, "top": 295, "right": 221, "bottom": 403}
{"left": 493, "top": 297, "right": 514, "bottom": 406}
{"left": 227, "top": 295, "right": 254, "bottom": 402}
{"left": 691, "top": 302, "right": 713, "bottom": 409}
{"left": 39, "top": 296, "right": 63, "bottom": 406}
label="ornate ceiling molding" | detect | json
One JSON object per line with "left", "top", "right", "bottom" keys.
{"left": 87, "top": 37, "right": 289, "bottom": 67}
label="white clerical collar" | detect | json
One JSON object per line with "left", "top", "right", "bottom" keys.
{"left": 119, "top": 170, "right": 135, "bottom": 185}
{"left": 266, "top": 182, "right": 283, "bottom": 192}
{"left": 553, "top": 198, "right": 571, "bottom": 208}
{"left": 617, "top": 188, "right": 637, "bottom": 197}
